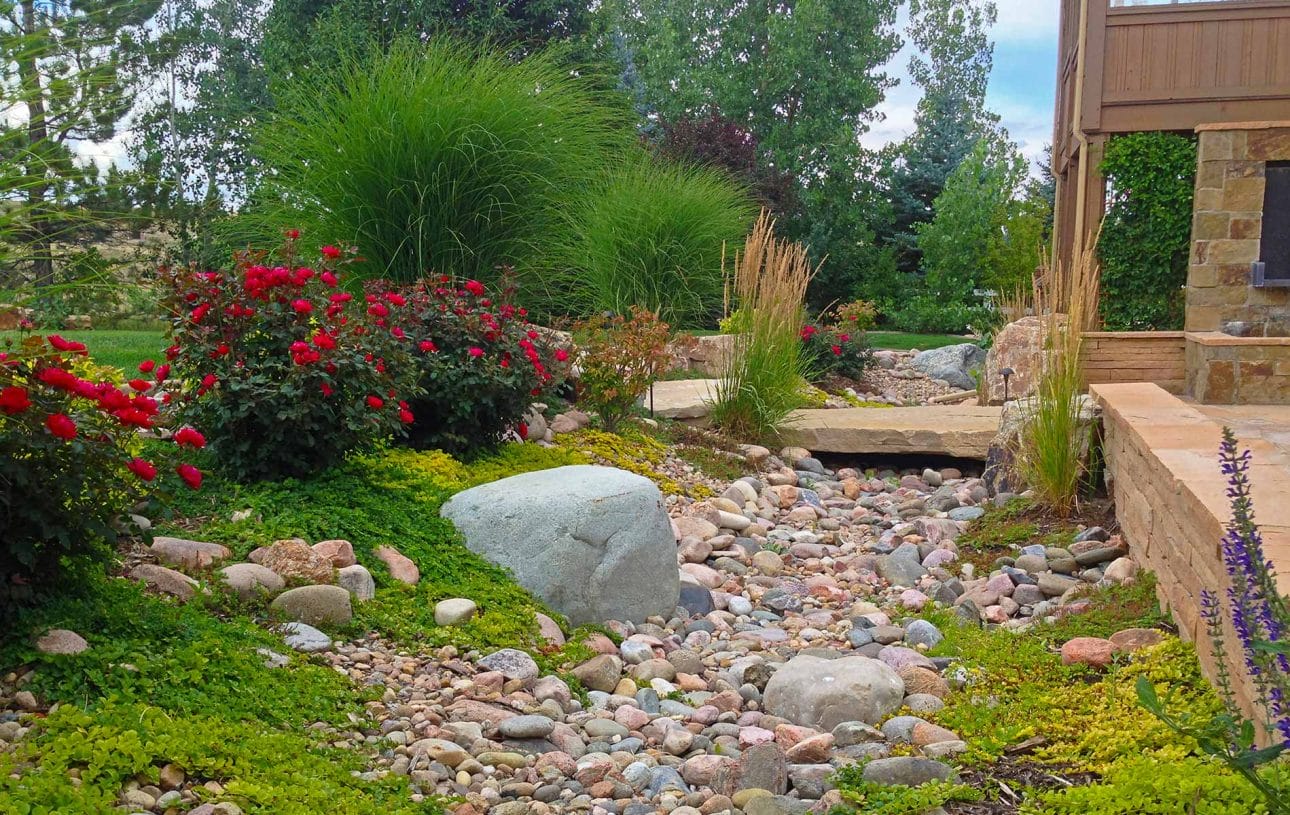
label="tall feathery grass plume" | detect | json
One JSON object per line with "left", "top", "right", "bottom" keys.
{"left": 711, "top": 210, "right": 817, "bottom": 440}
{"left": 1016, "top": 241, "right": 1101, "bottom": 516}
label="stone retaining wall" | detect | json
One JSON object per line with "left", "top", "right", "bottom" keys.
{"left": 1186, "top": 331, "right": 1290, "bottom": 404}
{"left": 1080, "top": 331, "right": 1186, "bottom": 394}
{"left": 1093, "top": 383, "right": 1290, "bottom": 739}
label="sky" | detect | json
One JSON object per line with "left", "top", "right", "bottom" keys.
{"left": 862, "top": 0, "right": 1061, "bottom": 171}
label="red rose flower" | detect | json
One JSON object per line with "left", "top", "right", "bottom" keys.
{"left": 155, "top": 364, "right": 171, "bottom": 383}
{"left": 176, "top": 463, "right": 203, "bottom": 489}
{"left": 0, "top": 386, "right": 31, "bottom": 414}
{"left": 464, "top": 280, "right": 485, "bottom": 296}
{"left": 554, "top": 348, "right": 569, "bottom": 362}
{"left": 37, "top": 367, "right": 78, "bottom": 390}
{"left": 321, "top": 245, "right": 342, "bottom": 259}
{"left": 138, "top": 359, "right": 156, "bottom": 373}
{"left": 191, "top": 303, "right": 211, "bottom": 323}
{"left": 831, "top": 345, "right": 842, "bottom": 355}
{"left": 127, "top": 457, "right": 157, "bottom": 482}
{"left": 517, "top": 422, "right": 528, "bottom": 440}
{"left": 399, "top": 408, "right": 414, "bottom": 423}
{"left": 366, "top": 395, "right": 384, "bottom": 409}
{"left": 174, "top": 427, "right": 207, "bottom": 449}
{"left": 468, "top": 347, "right": 484, "bottom": 358}
{"left": 286, "top": 228, "right": 300, "bottom": 240}
{"left": 292, "top": 299, "right": 312, "bottom": 314}
{"left": 128, "top": 378, "right": 152, "bottom": 392}
{"left": 312, "top": 332, "right": 336, "bottom": 350}
{"left": 320, "top": 271, "right": 339, "bottom": 287}
{"left": 45, "top": 413, "right": 77, "bottom": 439}
{"left": 800, "top": 325, "right": 817, "bottom": 340}
{"left": 320, "top": 383, "right": 334, "bottom": 397}
{"left": 419, "top": 340, "right": 438, "bottom": 353}
{"left": 46, "top": 334, "right": 87, "bottom": 354}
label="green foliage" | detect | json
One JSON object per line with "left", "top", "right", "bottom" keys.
{"left": 0, "top": 335, "right": 195, "bottom": 615}
{"left": 1097, "top": 132, "right": 1196, "bottom": 330}
{"left": 835, "top": 300, "right": 878, "bottom": 332}
{"left": 161, "top": 444, "right": 584, "bottom": 649}
{"left": 552, "top": 158, "right": 755, "bottom": 328}
{"left": 878, "top": 0, "right": 1001, "bottom": 275}
{"left": 883, "top": 296, "right": 990, "bottom": 335}
{"left": 242, "top": 38, "right": 630, "bottom": 297}
{"left": 866, "top": 331, "right": 970, "bottom": 351}
{"left": 1042, "top": 574, "right": 1169, "bottom": 643}
{"left": 0, "top": 701, "right": 439, "bottom": 815}
{"left": 831, "top": 773, "right": 983, "bottom": 814}
{"left": 559, "top": 428, "right": 709, "bottom": 498}
{"left": 391, "top": 279, "right": 567, "bottom": 455}
{"left": 572, "top": 307, "right": 673, "bottom": 432}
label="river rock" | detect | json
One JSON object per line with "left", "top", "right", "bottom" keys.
{"left": 762, "top": 654, "right": 904, "bottom": 729}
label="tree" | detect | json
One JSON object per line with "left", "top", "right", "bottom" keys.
{"left": 880, "top": 0, "right": 999, "bottom": 274}
{"left": 609, "top": 0, "right": 901, "bottom": 308}
{"left": 0, "top": 0, "right": 160, "bottom": 287}
{"left": 263, "top": 0, "right": 600, "bottom": 79}
{"left": 915, "top": 135, "right": 1042, "bottom": 303}
{"left": 611, "top": 0, "right": 900, "bottom": 181}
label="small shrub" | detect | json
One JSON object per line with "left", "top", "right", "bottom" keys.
{"left": 387, "top": 276, "right": 567, "bottom": 455}
{"left": 161, "top": 238, "right": 419, "bottom": 481}
{"left": 835, "top": 298, "right": 878, "bottom": 332}
{"left": 572, "top": 307, "right": 672, "bottom": 433}
{"left": 0, "top": 334, "right": 197, "bottom": 613}
{"left": 711, "top": 211, "right": 814, "bottom": 439}
{"left": 799, "top": 321, "right": 873, "bottom": 381}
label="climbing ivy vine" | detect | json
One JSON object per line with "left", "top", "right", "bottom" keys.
{"left": 1097, "top": 132, "right": 1197, "bottom": 330}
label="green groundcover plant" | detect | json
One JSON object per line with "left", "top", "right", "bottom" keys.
{"left": 162, "top": 237, "right": 419, "bottom": 481}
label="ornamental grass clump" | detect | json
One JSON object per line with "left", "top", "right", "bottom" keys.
{"left": 162, "top": 236, "right": 420, "bottom": 481}
{"left": 1, "top": 334, "right": 200, "bottom": 613}
{"left": 551, "top": 158, "right": 756, "bottom": 329}
{"left": 385, "top": 275, "right": 569, "bottom": 454}
{"left": 243, "top": 37, "right": 629, "bottom": 300}
{"left": 1137, "top": 428, "right": 1290, "bottom": 812}
{"left": 571, "top": 307, "right": 672, "bottom": 433}
{"left": 711, "top": 211, "right": 816, "bottom": 440}
{"left": 1017, "top": 245, "right": 1100, "bottom": 516}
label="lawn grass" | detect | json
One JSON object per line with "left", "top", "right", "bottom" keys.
{"left": 867, "top": 331, "right": 973, "bottom": 351}
{"left": 1, "top": 329, "right": 166, "bottom": 374}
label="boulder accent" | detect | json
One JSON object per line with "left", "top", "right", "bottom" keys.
{"left": 441, "top": 465, "right": 679, "bottom": 625}
{"left": 909, "top": 343, "right": 986, "bottom": 390}
{"left": 762, "top": 654, "right": 905, "bottom": 729}
{"left": 270, "top": 585, "right": 352, "bottom": 626}
{"left": 982, "top": 315, "right": 1066, "bottom": 405}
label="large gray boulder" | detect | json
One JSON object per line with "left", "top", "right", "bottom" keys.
{"left": 762, "top": 654, "right": 905, "bottom": 729}
{"left": 441, "top": 465, "right": 679, "bottom": 626}
{"left": 910, "top": 343, "right": 986, "bottom": 390}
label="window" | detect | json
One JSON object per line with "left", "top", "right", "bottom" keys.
{"left": 1256, "top": 162, "right": 1290, "bottom": 287}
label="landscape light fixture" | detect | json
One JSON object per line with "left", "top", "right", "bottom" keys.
{"left": 1000, "top": 367, "right": 1014, "bottom": 402}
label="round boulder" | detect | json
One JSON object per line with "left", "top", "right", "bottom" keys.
{"left": 440, "top": 465, "right": 679, "bottom": 625}
{"left": 762, "top": 654, "right": 904, "bottom": 729}
{"left": 270, "top": 584, "right": 352, "bottom": 626}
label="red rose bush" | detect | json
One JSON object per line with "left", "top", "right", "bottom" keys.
{"left": 385, "top": 275, "right": 567, "bottom": 454}
{"left": 1, "top": 334, "right": 200, "bottom": 610}
{"left": 162, "top": 237, "right": 420, "bottom": 481}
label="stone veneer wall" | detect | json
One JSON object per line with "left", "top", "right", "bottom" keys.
{"left": 1080, "top": 331, "right": 1186, "bottom": 394}
{"left": 1186, "top": 122, "right": 1290, "bottom": 336}
{"left": 1092, "top": 383, "right": 1283, "bottom": 734}
{"left": 1186, "top": 332, "right": 1290, "bottom": 404}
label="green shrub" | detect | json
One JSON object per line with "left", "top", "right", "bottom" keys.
{"left": 572, "top": 307, "right": 672, "bottom": 432}
{"left": 162, "top": 240, "right": 420, "bottom": 481}
{"left": 0, "top": 334, "right": 196, "bottom": 615}
{"left": 1098, "top": 132, "right": 1195, "bottom": 331}
{"left": 389, "top": 277, "right": 568, "bottom": 455}
{"left": 884, "top": 295, "right": 990, "bottom": 334}
{"left": 242, "top": 37, "right": 629, "bottom": 296}
{"left": 552, "top": 157, "right": 754, "bottom": 328}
